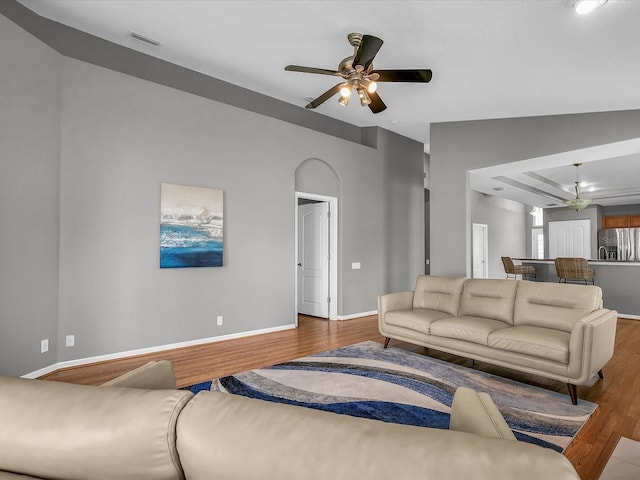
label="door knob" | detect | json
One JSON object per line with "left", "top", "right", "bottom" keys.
{"left": 297, "top": 263, "right": 302, "bottom": 267}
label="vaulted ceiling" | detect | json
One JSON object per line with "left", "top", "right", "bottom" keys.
{"left": 17, "top": 0, "right": 640, "bottom": 207}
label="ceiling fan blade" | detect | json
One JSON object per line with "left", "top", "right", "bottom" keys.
{"left": 285, "top": 65, "right": 341, "bottom": 76}
{"left": 353, "top": 35, "right": 384, "bottom": 70}
{"left": 368, "top": 91, "right": 387, "bottom": 114}
{"left": 373, "top": 69, "right": 433, "bottom": 83}
{"left": 305, "top": 84, "right": 342, "bottom": 109}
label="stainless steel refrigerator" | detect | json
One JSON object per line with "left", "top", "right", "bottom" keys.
{"left": 598, "top": 228, "right": 640, "bottom": 261}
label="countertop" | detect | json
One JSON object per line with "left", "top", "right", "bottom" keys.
{"left": 515, "top": 258, "right": 640, "bottom": 266}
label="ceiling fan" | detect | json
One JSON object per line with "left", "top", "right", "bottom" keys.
{"left": 285, "top": 33, "right": 432, "bottom": 114}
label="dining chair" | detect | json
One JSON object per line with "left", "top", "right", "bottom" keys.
{"left": 501, "top": 256, "right": 536, "bottom": 281}
{"left": 554, "top": 257, "right": 595, "bottom": 285}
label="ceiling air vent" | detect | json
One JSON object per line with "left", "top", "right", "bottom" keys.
{"left": 129, "top": 31, "right": 161, "bottom": 47}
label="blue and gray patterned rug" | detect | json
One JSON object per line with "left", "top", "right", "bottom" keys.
{"left": 185, "top": 341, "right": 596, "bottom": 452}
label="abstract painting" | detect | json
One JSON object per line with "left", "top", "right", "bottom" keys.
{"left": 160, "top": 183, "right": 224, "bottom": 268}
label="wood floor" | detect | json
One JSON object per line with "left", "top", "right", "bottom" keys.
{"left": 42, "top": 315, "right": 640, "bottom": 480}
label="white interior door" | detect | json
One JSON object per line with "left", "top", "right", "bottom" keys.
{"left": 297, "top": 202, "right": 329, "bottom": 317}
{"left": 472, "top": 223, "right": 488, "bottom": 278}
{"left": 548, "top": 219, "right": 592, "bottom": 258}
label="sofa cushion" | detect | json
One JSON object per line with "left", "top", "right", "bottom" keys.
{"left": 430, "top": 316, "right": 511, "bottom": 346}
{"left": 458, "top": 279, "right": 518, "bottom": 325}
{"left": 176, "top": 391, "right": 579, "bottom": 480}
{"left": 488, "top": 326, "right": 571, "bottom": 363}
{"left": 514, "top": 282, "right": 602, "bottom": 333}
{"left": 385, "top": 309, "right": 452, "bottom": 334}
{"left": 412, "top": 275, "right": 466, "bottom": 316}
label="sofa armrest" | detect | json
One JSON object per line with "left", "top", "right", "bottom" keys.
{"left": 568, "top": 309, "right": 617, "bottom": 381}
{"left": 0, "top": 471, "right": 42, "bottom": 479}
{"left": 449, "top": 387, "right": 516, "bottom": 441}
{"left": 378, "top": 291, "right": 414, "bottom": 317}
{"left": 0, "top": 376, "right": 192, "bottom": 480}
{"left": 101, "top": 360, "right": 177, "bottom": 390}
{"left": 378, "top": 291, "right": 414, "bottom": 333}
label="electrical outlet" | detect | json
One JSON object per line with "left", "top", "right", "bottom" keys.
{"left": 65, "top": 335, "right": 75, "bottom": 347}
{"left": 41, "top": 339, "right": 49, "bottom": 353}
{"left": 217, "top": 316, "right": 223, "bottom": 326}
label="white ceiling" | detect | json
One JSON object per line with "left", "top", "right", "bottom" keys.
{"left": 17, "top": 0, "right": 640, "bottom": 208}
{"left": 469, "top": 139, "right": 640, "bottom": 208}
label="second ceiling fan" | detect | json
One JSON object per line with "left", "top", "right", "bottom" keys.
{"left": 285, "top": 33, "right": 433, "bottom": 114}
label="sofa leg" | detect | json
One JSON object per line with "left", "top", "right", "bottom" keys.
{"left": 567, "top": 384, "right": 578, "bottom": 405}
{"left": 383, "top": 337, "right": 391, "bottom": 349}
{"left": 598, "top": 369, "right": 604, "bottom": 380}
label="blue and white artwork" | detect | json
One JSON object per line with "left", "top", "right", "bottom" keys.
{"left": 160, "top": 183, "right": 223, "bottom": 268}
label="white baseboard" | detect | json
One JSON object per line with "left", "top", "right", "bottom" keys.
{"left": 619, "top": 314, "right": 640, "bottom": 320}
{"left": 336, "top": 310, "right": 378, "bottom": 321}
{"left": 23, "top": 363, "right": 61, "bottom": 379}
{"left": 22, "top": 324, "right": 296, "bottom": 379}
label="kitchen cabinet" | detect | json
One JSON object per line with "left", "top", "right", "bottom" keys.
{"left": 602, "top": 215, "right": 640, "bottom": 229}
{"left": 602, "top": 216, "right": 629, "bottom": 229}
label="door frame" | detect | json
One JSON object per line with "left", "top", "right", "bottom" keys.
{"left": 472, "top": 223, "right": 489, "bottom": 278}
{"left": 295, "top": 192, "right": 338, "bottom": 323}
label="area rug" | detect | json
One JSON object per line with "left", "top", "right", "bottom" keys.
{"left": 184, "top": 341, "right": 597, "bottom": 452}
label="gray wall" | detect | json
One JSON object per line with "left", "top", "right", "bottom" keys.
{"left": 601, "top": 204, "right": 640, "bottom": 217}
{"left": 378, "top": 129, "right": 426, "bottom": 293}
{"left": 470, "top": 192, "right": 527, "bottom": 279}
{"left": 294, "top": 130, "right": 425, "bottom": 314}
{"left": 431, "top": 110, "right": 640, "bottom": 276}
{"left": 55, "top": 58, "right": 423, "bottom": 362}
{"left": 424, "top": 189, "right": 430, "bottom": 275}
{"left": 0, "top": 12, "right": 424, "bottom": 374}
{"left": 0, "top": 14, "right": 61, "bottom": 375}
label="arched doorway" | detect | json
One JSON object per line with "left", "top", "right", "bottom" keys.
{"left": 294, "top": 159, "right": 341, "bottom": 322}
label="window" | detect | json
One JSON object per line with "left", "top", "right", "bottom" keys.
{"left": 530, "top": 206, "right": 543, "bottom": 227}
{"left": 530, "top": 207, "right": 544, "bottom": 259}
{"left": 532, "top": 228, "right": 544, "bottom": 259}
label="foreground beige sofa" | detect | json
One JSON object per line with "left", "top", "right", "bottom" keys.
{"left": 0, "top": 361, "right": 579, "bottom": 479}
{"left": 379, "top": 275, "right": 618, "bottom": 404}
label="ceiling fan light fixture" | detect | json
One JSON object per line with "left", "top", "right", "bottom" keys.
{"left": 339, "top": 85, "right": 352, "bottom": 98}
{"left": 564, "top": 163, "right": 592, "bottom": 212}
{"left": 338, "top": 94, "right": 350, "bottom": 107}
{"left": 565, "top": 197, "right": 592, "bottom": 212}
{"left": 358, "top": 88, "right": 371, "bottom": 106}
{"left": 363, "top": 78, "right": 377, "bottom": 94}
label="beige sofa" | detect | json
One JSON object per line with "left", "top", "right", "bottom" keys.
{"left": 0, "top": 361, "right": 579, "bottom": 479}
{"left": 379, "top": 275, "right": 618, "bottom": 404}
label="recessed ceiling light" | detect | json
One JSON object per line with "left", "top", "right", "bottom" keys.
{"left": 573, "top": 0, "right": 607, "bottom": 15}
{"left": 390, "top": 120, "right": 400, "bottom": 125}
